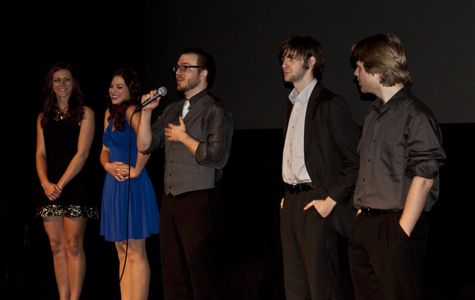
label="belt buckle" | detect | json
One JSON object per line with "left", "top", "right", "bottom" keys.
{"left": 360, "top": 207, "right": 400, "bottom": 217}
{"left": 289, "top": 184, "right": 298, "bottom": 193}
{"left": 294, "top": 184, "right": 302, "bottom": 192}
{"left": 285, "top": 183, "right": 312, "bottom": 193}
{"left": 286, "top": 183, "right": 299, "bottom": 193}
{"left": 361, "top": 207, "right": 373, "bottom": 216}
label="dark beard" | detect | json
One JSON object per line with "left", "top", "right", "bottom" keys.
{"left": 177, "top": 75, "right": 201, "bottom": 93}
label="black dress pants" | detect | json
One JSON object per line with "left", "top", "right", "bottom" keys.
{"left": 280, "top": 190, "right": 344, "bottom": 300}
{"left": 160, "top": 189, "right": 224, "bottom": 300}
{"left": 348, "top": 212, "right": 429, "bottom": 300}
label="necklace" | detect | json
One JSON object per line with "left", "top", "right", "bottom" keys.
{"left": 54, "top": 108, "right": 70, "bottom": 121}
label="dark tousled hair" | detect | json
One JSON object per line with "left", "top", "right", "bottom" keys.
{"left": 179, "top": 48, "right": 216, "bottom": 88}
{"left": 279, "top": 36, "right": 325, "bottom": 81}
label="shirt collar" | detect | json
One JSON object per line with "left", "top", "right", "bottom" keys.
{"left": 186, "top": 88, "right": 208, "bottom": 104}
{"left": 371, "top": 85, "right": 411, "bottom": 113}
{"left": 288, "top": 79, "right": 317, "bottom": 105}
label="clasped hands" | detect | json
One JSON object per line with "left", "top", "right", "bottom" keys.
{"left": 106, "top": 161, "right": 139, "bottom": 181}
{"left": 44, "top": 182, "right": 62, "bottom": 201}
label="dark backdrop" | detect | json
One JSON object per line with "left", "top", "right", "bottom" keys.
{"left": 145, "top": 0, "right": 475, "bottom": 128}
{"left": 3, "top": 0, "right": 475, "bottom": 299}
{"left": 6, "top": 0, "right": 475, "bottom": 127}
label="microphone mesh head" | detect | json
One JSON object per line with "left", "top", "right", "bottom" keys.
{"left": 158, "top": 86, "right": 168, "bottom": 96}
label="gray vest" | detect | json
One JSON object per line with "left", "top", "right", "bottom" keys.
{"left": 163, "top": 94, "right": 217, "bottom": 196}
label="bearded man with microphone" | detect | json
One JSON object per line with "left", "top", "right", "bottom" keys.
{"left": 137, "top": 48, "right": 233, "bottom": 300}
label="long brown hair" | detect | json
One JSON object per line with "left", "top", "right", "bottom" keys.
{"left": 107, "top": 67, "right": 141, "bottom": 131}
{"left": 40, "top": 62, "right": 85, "bottom": 128}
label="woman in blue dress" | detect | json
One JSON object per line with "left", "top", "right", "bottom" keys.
{"left": 100, "top": 67, "right": 159, "bottom": 300}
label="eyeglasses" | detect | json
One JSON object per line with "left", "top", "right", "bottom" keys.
{"left": 172, "top": 64, "right": 204, "bottom": 73}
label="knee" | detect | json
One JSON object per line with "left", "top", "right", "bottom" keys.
{"left": 116, "top": 245, "right": 126, "bottom": 260}
{"left": 125, "top": 245, "right": 147, "bottom": 263}
{"left": 49, "top": 239, "right": 66, "bottom": 256}
{"left": 125, "top": 249, "right": 140, "bottom": 263}
{"left": 66, "top": 238, "right": 83, "bottom": 257}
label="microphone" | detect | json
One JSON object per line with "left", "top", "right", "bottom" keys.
{"left": 135, "top": 86, "right": 168, "bottom": 111}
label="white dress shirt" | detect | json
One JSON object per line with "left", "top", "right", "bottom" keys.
{"left": 282, "top": 79, "right": 317, "bottom": 185}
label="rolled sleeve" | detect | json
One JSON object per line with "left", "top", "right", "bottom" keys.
{"left": 195, "top": 104, "right": 233, "bottom": 169}
{"left": 405, "top": 112, "right": 445, "bottom": 179}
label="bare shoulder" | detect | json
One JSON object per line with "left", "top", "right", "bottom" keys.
{"left": 126, "top": 105, "right": 140, "bottom": 127}
{"left": 104, "top": 107, "right": 110, "bottom": 119}
{"left": 126, "top": 104, "right": 137, "bottom": 116}
{"left": 83, "top": 105, "right": 95, "bottom": 118}
{"left": 37, "top": 113, "right": 44, "bottom": 126}
{"left": 126, "top": 104, "right": 141, "bottom": 121}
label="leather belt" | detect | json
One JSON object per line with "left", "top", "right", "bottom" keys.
{"left": 284, "top": 183, "right": 313, "bottom": 193}
{"left": 360, "top": 207, "right": 402, "bottom": 217}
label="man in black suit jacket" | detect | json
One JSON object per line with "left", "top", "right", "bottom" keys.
{"left": 279, "top": 36, "right": 360, "bottom": 300}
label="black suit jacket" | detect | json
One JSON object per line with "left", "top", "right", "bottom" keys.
{"left": 283, "top": 84, "right": 361, "bottom": 237}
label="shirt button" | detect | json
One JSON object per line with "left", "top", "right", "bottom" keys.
{"left": 172, "top": 145, "right": 176, "bottom": 150}
{"left": 168, "top": 173, "right": 172, "bottom": 176}
{"left": 362, "top": 178, "right": 366, "bottom": 182}
{"left": 372, "top": 139, "right": 376, "bottom": 143}
{"left": 367, "top": 158, "right": 371, "bottom": 162}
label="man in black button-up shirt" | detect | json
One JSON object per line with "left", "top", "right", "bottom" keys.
{"left": 348, "top": 33, "right": 446, "bottom": 300}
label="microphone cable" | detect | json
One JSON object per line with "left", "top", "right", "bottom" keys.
{"left": 114, "top": 90, "right": 165, "bottom": 298}
{"left": 115, "top": 106, "right": 139, "bottom": 299}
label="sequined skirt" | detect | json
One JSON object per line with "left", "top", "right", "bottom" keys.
{"left": 37, "top": 204, "right": 99, "bottom": 219}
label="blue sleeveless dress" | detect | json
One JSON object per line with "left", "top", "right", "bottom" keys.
{"left": 100, "top": 118, "right": 159, "bottom": 241}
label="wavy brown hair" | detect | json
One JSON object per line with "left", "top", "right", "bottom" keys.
{"left": 40, "top": 62, "right": 85, "bottom": 128}
{"left": 107, "top": 67, "right": 141, "bottom": 131}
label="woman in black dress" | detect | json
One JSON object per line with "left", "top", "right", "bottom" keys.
{"left": 35, "top": 62, "right": 97, "bottom": 300}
